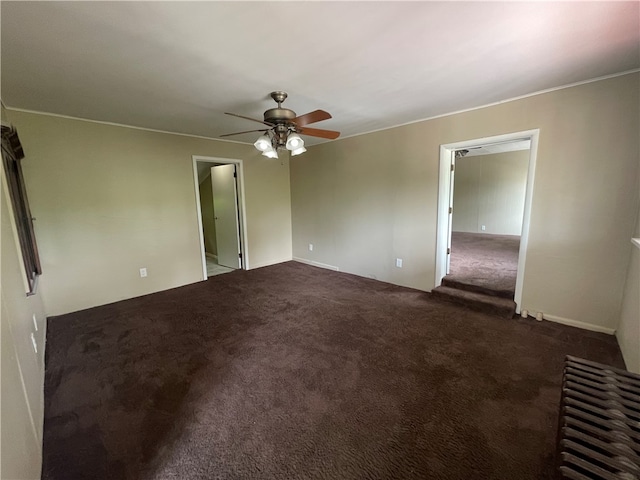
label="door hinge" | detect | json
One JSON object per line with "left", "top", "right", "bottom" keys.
{"left": 448, "top": 207, "right": 452, "bottom": 214}
{"left": 238, "top": 252, "right": 243, "bottom": 258}
{"left": 447, "top": 248, "right": 451, "bottom": 255}
{"left": 233, "top": 171, "right": 237, "bottom": 178}
{"left": 450, "top": 164, "right": 455, "bottom": 172}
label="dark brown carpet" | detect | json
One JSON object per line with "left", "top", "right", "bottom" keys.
{"left": 42, "top": 262, "right": 624, "bottom": 480}
{"left": 448, "top": 232, "right": 521, "bottom": 297}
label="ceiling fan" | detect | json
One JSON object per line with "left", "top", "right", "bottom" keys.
{"left": 221, "top": 91, "right": 340, "bottom": 158}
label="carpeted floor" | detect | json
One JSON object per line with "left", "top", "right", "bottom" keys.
{"left": 42, "top": 262, "right": 624, "bottom": 480}
{"left": 448, "top": 232, "right": 521, "bottom": 296}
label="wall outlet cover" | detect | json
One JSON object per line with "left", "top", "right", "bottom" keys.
{"left": 396, "top": 258, "right": 403, "bottom": 268}
{"left": 139, "top": 268, "right": 147, "bottom": 278}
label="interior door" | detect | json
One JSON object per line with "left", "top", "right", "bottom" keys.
{"left": 211, "top": 164, "right": 241, "bottom": 269}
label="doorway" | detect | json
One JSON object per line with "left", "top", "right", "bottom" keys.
{"left": 192, "top": 156, "right": 249, "bottom": 280}
{"left": 435, "top": 130, "right": 539, "bottom": 313}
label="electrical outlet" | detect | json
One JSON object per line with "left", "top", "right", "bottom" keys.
{"left": 30, "top": 332, "right": 37, "bottom": 354}
{"left": 309, "top": 243, "right": 314, "bottom": 251}
{"left": 396, "top": 258, "right": 403, "bottom": 268}
{"left": 139, "top": 268, "right": 147, "bottom": 278}
{"left": 481, "top": 225, "right": 486, "bottom": 231}
{"left": 32, "top": 314, "right": 38, "bottom": 332}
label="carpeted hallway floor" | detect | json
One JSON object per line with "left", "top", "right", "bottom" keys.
{"left": 448, "top": 232, "right": 521, "bottom": 296}
{"left": 42, "top": 262, "right": 624, "bottom": 480}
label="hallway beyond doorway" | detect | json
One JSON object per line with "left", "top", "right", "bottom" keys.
{"left": 206, "top": 255, "right": 234, "bottom": 277}
{"left": 448, "top": 232, "right": 520, "bottom": 297}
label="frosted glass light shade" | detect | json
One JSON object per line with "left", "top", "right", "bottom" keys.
{"left": 290, "top": 146, "right": 307, "bottom": 156}
{"left": 262, "top": 146, "right": 278, "bottom": 158}
{"left": 286, "top": 134, "right": 304, "bottom": 150}
{"left": 254, "top": 135, "right": 272, "bottom": 152}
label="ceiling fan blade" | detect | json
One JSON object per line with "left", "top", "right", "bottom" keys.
{"left": 298, "top": 126, "right": 340, "bottom": 140}
{"left": 225, "top": 112, "right": 274, "bottom": 127}
{"left": 220, "top": 129, "right": 269, "bottom": 138}
{"left": 293, "top": 110, "right": 332, "bottom": 127}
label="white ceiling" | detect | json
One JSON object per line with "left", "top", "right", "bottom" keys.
{"left": 2, "top": 2, "right": 639, "bottom": 146}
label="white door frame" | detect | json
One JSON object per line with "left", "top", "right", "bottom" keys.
{"left": 435, "top": 129, "right": 540, "bottom": 313}
{"left": 192, "top": 155, "right": 250, "bottom": 280}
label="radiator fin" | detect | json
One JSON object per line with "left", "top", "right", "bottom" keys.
{"left": 557, "top": 356, "right": 640, "bottom": 480}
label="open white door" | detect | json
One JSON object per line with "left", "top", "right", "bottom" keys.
{"left": 211, "top": 164, "right": 241, "bottom": 269}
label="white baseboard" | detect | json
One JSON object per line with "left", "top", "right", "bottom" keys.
{"left": 293, "top": 257, "right": 340, "bottom": 272}
{"left": 538, "top": 313, "right": 616, "bottom": 335}
{"left": 205, "top": 253, "right": 217, "bottom": 260}
{"left": 249, "top": 257, "right": 294, "bottom": 270}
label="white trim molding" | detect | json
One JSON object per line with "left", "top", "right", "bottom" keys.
{"left": 538, "top": 313, "right": 616, "bottom": 336}
{"left": 7, "top": 70, "right": 639, "bottom": 150}
{"left": 336, "top": 69, "right": 640, "bottom": 143}
{"left": 293, "top": 257, "right": 340, "bottom": 272}
{"left": 6, "top": 106, "right": 248, "bottom": 145}
{"left": 250, "top": 258, "right": 295, "bottom": 270}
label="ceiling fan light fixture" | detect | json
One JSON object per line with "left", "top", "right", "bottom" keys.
{"left": 254, "top": 134, "right": 272, "bottom": 152}
{"left": 224, "top": 92, "right": 339, "bottom": 157}
{"left": 290, "top": 146, "right": 307, "bottom": 156}
{"left": 285, "top": 133, "right": 304, "bottom": 151}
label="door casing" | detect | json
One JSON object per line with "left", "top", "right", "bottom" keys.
{"left": 192, "top": 155, "right": 249, "bottom": 280}
{"left": 435, "top": 129, "right": 540, "bottom": 313}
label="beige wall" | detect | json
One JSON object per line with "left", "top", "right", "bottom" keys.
{"left": 6, "top": 110, "right": 293, "bottom": 316}
{"left": 452, "top": 150, "right": 529, "bottom": 235}
{"left": 1, "top": 106, "right": 47, "bottom": 478}
{"left": 199, "top": 172, "right": 217, "bottom": 256}
{"left": 291, "top": 73, "right": 640, "bottom": 332}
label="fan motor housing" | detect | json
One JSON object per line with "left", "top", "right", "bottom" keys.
{"left": 264, "top": 108, "right": 296, "bottom": 125}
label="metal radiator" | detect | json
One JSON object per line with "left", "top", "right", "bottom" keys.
{"left": 557, "top": 356, "right": 640, "bottom": 480}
